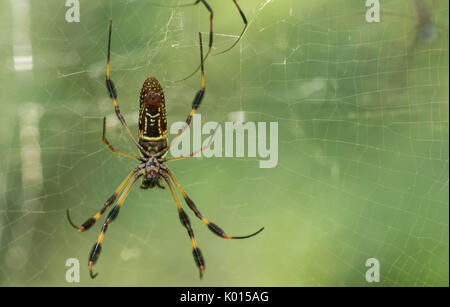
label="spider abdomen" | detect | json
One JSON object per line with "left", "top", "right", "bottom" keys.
{"left": 138, "top": 77, "right": 168, "bottom": 147}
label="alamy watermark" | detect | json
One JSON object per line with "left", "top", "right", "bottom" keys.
{"left": 365, "top": 0, "right": 380, "bottom": 23}
{"left": 65, "top": 0, "right": 80, "bottom": 23}
{"left": 65, "top": 258, "right": 80, "bottom": 283}
{"left": 365, "top": 258, "right": 380, "bottom": 283}
{"left": 65, "top": 0, "right": 382, "bottom": 25}
{"left": 170, "top": 114, "right": 278, "bottom": 169}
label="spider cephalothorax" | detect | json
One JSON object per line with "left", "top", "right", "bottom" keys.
{"left": 140, "top": 156, "right": 167, "bottom": 189}
{"left": 66, "top": 21, "right": 263, "bottom": 280}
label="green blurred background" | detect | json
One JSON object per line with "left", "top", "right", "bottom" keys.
{"left": 0, "top": 0, "right": 448, "bottom": 286}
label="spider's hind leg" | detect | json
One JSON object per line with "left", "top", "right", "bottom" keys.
{"left": 67, "top": 167, "right": 140, "bottom": 232}
{"left": 163, "top": 174, "right": 205, "bottom": 278}
{"left": 88, "top": 172, "right": 142, "bottom": 278}
{"left": 167, "top": 170, "right": 264, "bottom": 239}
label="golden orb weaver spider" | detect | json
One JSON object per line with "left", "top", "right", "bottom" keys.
{"left": 149, "top": 0, "right": 248, "bottom": 81}
{"left": 66, "top": 21, "right": 264, "bottom": 279}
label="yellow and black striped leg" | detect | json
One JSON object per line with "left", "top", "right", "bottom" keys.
{"left": 88, "top": 171, "right": 142, "bottom": 279}
{"left": 174, "top": 0, "right": 213, "bottom": 82}
{"left": 102, "top": 117, "right": 143, "bottom": 161}
{"left": 66, "top": 167, "right": 141, "bottom": 232}
{"left": 149, "top": 0, "right": 247, "bottom": 59}
{"left": 105, "top": 21, "right": 147, "bottom": 154}
{"left": 163, "top": 124, "right": 219, "bottom": 163}
{"left": 163, "top": 174, "right": 205, "bottom": 279}
{"left": 181, "top": 32, "right": 206, "bottom": 130}
{"left": 167, "top": 32, "right": 206, "bottom": 153}
{"left": 214, "top": 0, "right": 248, "bottom": 55}
{"left": 148, "top": 0, "right": 213, "bottom": 82}
{"left": 167, "top": 170, "right": 264, "bottom": 239}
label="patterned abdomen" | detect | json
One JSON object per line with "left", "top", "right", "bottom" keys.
{"left": 138, "top": 77, "right": 168, "bottom": 145}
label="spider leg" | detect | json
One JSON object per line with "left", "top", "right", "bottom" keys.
{"left": 88, "top": 171, "right": 143, "bottom": 279}
{"left": 163, "top": 123, "right": 219, "bottom": 163}
{"left": 66, "top": 166, "right": 142, "bottom": 232}
{"left": 166, "top": 32, "right": 206, "bottom": 154}
{"left": 167, "top": 169, "right": 264, "bottom": 239}
{"left": 149, "top": 1, "right": 247, "bottom": 78}
{"left": 105, "top": 21, "right": 147, "bottom": 155}
{"left": 156, "top": 180, "right": 166, "bottom": 189}
{"left": 163, "top": 174, "right": 205, "bottom": 279}
{"left": 102, "top": 117, "right": 144, "bottom": 161}
{"left": 213, "top": 0, "right": 248, "bottom": 56}
{"left": 149, "top": 1, "right": 213, "bottom": 82}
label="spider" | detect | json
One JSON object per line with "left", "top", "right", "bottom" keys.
{"left": 66, "top": 21, "right": 264, "bottom": 279}
{"left": 149, "top": 0, "right": 248, "bottom": 81}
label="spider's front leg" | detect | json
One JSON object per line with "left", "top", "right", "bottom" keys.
{"left": 214, "top": 0, "right": 248, "bottom": 56}
{"left": 165, "top": 32, "right": 206, "bottom": 154}
{"left": 148, "top": 0, "right": 249, "bottom": 80}
{"left": 105, "top": 21, "right": 147, "bottom": 155}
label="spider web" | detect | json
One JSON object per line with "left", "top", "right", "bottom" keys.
{"left": 0, "top": 0, "right": 448, "bottom": 286}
